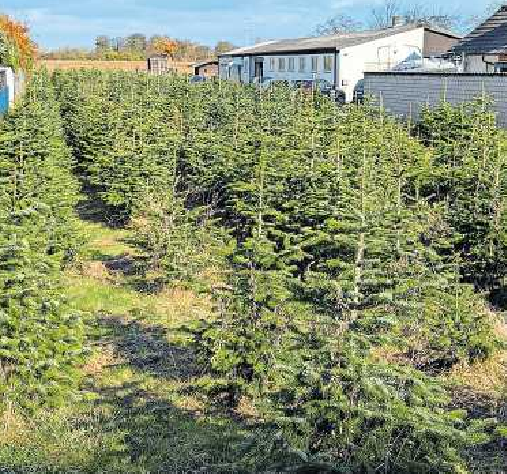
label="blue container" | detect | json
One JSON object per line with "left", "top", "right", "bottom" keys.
{"left": 0, "top": 86, "right": 9, "bottom": 114}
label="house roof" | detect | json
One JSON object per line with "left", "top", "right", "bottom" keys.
{"left": 450, "top": 5, "right": 507, "bottom": 55}
{"left": 219, "top": 23, "right": 461, "bottom": 57}
{"left": 193, "top": 59, "right": 219, "bottom": 68}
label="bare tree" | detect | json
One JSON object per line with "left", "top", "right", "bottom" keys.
{"left": 370, "top": 0, "right": 402, "bottom": 29}
{"left": 315, "top": 1, "right": 467, "bottom": 39}
{"left": 314, "top": 14, "right": 364, "bottom": 36}
{"left": 404, "top": 3, "right": 462, "bottom": 30}
{"left": 369, "top": 0, "right": 463, "bottom": 31}
{"left": 214, "top": 41, "right": 236, "bottom": 55}
{"left": 94, "top": 35, "right": 111, "bottom": 53}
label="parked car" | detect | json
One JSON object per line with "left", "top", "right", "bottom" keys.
{"left": 315, "top": 79, "right": 334, "bottom": 94}
{"left": 295, "top": 79, "right": 346, "bottom": 104}
{"left": 294, "top": 79, "right": 328, "bottom": 92}
{"left": 353, "top": 79, "right": 365, "bottom": 104}
{"left": 189, "top": 75, "right": 207, "bottom": 84}
{"left": 257, "top": 77, "right": 273, "bottom": 89}
{"left": 259, "top": 77, "right": 295, "bottom": 90}
{"left": 331, "top": 89, "right": 347, "bottom": 104}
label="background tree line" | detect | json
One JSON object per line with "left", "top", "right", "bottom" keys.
{"left": 41, "top": 35, "right": 237, "bottom": 62}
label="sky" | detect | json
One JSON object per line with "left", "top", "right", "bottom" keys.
{"left": 3, "top": 0, "right": 487, "bottom": 50}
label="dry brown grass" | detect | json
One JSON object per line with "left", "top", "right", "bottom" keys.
{"left": 172, "top": 393, "right": 206, "bottom": 415}
{"left": 448, "top": 350, "right": 507, "bottom": 397}
{"left": 494, "top": 318, "right": 507, "bottom": 340}
{"left": 370, "top": 345, "right": 403, "bottom": 364}
{"left": 150, "top": 287, "right": 213, "bottom": 326}
{"left": 1, "top": 401, "right": 25, "bottom": 443}
{"left": 78, "top": 260, "right": 112, "bottom": 282}
{"left": 83, "top": 345, "right": 123, "bottom": 377}
{"left": 235, "top": 396, "right": 261, "bottom": 419}
{"left": 38, "top": 59, "right": 193, "bottom": 74}
{"left": 39, "top": 59, "right": 147, "bottom": 71}
{"left": 449, "top": 315, "right": 507, "bottom": 396}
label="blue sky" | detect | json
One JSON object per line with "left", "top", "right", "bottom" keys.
{"left": 3, "top": 0, "right": 486, "bottom": 50}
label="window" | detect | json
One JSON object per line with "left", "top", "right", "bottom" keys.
{"left": 278, "top": 57, "right": 286, "bottom": 71}
{"left": 288, "top": 57, "right": 295, "bottom": 71}
{"left": 323, "top": 56, "right": 333, "bottom": 72}
{"left": 270, "top": 58, "right": 275, "bottom": 71}
{"left": 311, "top": 56, "right": 318, "bottom": 73}
{"left": 299, "top": 57, "right": 306, "bottom": 72}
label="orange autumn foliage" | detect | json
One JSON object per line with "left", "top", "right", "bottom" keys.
{"left": 152, "top": 37, "right": 178, "bottom": 57}
{"left": 0, "top": 14, "right": 37, "bottom": 70}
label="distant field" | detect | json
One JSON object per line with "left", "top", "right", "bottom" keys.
{"left": 39, "top": 59, "right": 193, "bottom": 74}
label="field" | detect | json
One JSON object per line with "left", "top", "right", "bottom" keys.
{"left": 0, "top": 69, "right": 506, "bottom": 473}
{"left": 39, "top": 59, "right": 194, "bottom": 74}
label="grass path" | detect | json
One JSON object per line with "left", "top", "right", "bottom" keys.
{"left": 0, "top": 220, "right": 266, "bottom": 474}
{"left": 1, "top": 217, "right": 506, "bottom": 473}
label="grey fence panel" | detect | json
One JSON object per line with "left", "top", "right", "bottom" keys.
{"left": 364, "top": 72, "right": 507, "bottom": 127}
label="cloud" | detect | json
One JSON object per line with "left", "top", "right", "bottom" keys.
{"left": 2, "top": 0, "right": 479, "bottom": 49}
{"left": 4, "top": 1, "right": 323, "bottom": 48}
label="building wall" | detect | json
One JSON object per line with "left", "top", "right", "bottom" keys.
{"left": 220, "top": 53, "right": 336, "bottom": 85}
{"left": 364, "top": 72, "right": 507, "bottom": 127}
{"left": 219, "top": 27, "right": 459, "bottom": 102}
{"left": 423, "top": 31, "right": 460, "bottom": 57}
{"left": 196, "top": 63, "right": 218, "bottom": 77}
{"left": 260, "top": 53, "right": 336, "bottom": 84}
{"left": 464, "top": 55, "right": 489, "bottom": 73}
{"left": 219, "top": 56, "right": 244, "bottom": 82}
{"left": 338, "top": 27, "right": 426, "bottom": 101}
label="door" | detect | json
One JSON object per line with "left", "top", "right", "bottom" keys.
{"left": 255, "top": 61, "right": 264, "bottom": 82}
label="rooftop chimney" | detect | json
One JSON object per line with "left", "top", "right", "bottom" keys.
{"left": 391, "top": 15, "right": 404, "bottom": 27}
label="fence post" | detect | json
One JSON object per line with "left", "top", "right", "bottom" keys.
{"left": 481, "top": 81, "right": 486, "bottom": 112}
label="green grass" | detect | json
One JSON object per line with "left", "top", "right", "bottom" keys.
{"left": 0, "top": 218, "right": 276, "bottom": 474}
{"left": 0, "top": 368, "right": 265, "bottom": 473}
{"left": 77, "top": 220, "right": 133, "bottom": 261}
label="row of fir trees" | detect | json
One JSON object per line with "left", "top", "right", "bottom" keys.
{"left": 1, "top": 69, "right": 504, "bottom": 472}
{"left": 52, "top": 70, "right": 506, "bottom": 473}
{"left": 0, "top": 71, "right": 84, "bottom": 411}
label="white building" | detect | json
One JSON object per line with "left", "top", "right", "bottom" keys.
{"left": 448, "top": 4, "right": 507, "bottom": 73}
{"left": 219, "top": 20, "right": 460, "bottom": 101}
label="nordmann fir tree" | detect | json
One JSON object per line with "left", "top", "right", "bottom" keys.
{"left": 98, "top": 76, "right": 184, "bottom": 219}
{"left": 416, "top": 99, "right": 507, "bottom": 290}
{"left": 0, "top": 71, "right": 85, "bottom": 411}
{"left": 53, "top": 69, "right": 119, "bottom": 184}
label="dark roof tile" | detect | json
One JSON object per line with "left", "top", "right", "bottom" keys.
{"left": 450, "top": 5, "right": 507, "bottom": 55}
